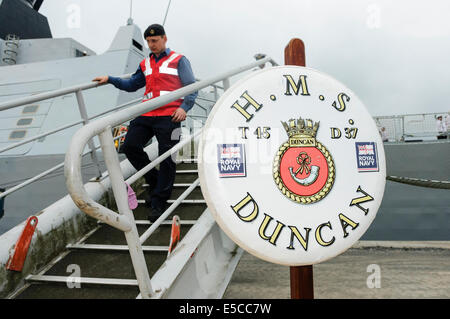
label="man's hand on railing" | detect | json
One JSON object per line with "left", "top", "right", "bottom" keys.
{"left": 92, "top": 76, "right": 109, "bottom": 85}
{"left": 171, "top": 108, "right": 186, "bottom": 122}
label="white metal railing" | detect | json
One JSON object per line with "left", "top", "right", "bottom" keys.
{"left": 374, "top": 112, "right": 449, "bottom": 142}
{"left": 0, "top": 131, "right": 128, "bottom": 199}
{"left": 64, "top": 56, "right": 277, "bottom": 298}
{"left": 0, "top": 74, "right": 129, "bottom": 112}
{"left": 0, "top": 97, "right": 141, "bottom": 155}
{"left": 0, "top": 73, "right": 136, "bottom": 201}
{"left": 0, "top": 73, "right": 217, "bottom": 200}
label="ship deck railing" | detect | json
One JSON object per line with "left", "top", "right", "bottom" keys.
{"left": 0, "top": 74, "right": 222, "bottom": 201}
{"left": 374, "top": 112, "right": 449, "bottom": 142}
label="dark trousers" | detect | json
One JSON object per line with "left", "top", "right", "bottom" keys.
{"left": 121, "top": 116, "right": 181, "bottom": 210}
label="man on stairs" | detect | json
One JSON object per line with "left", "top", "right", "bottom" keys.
{"left": 93, "top": 24, "right": 197, "bottom": 222}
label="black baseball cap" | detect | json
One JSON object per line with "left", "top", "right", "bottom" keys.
{"left": 144, "top": 24, "right": 165, "bottom": 38}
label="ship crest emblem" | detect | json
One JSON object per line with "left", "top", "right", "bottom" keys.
{"left": 273, "top": 117, "right": 335, "bottom": 204}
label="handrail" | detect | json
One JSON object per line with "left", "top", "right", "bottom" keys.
{"left": 0, "top": 72, "right": 135, "bottom": 192}
{"left": 0, "top": 73, "right": 133, "bottom": 112}
{"left": 0, "top": 61, "right": 224, "bottom": 204}
{"left": 0, "top": 131, "right": 127, "bottom": 199}
{"left": 0, "top": 119, "right": 83, "bottom": 155}
{"left": 0, "top": 96, "right": 143, "bottom": 197}
{"left": 65, "top": 55, "right": 275, "bottom": 226}
{"left": 374, "top": 111, "right": 447, "bottom": 119}
{"left": 65, "top": 55, "right": 275, "bottom": 214}
{"left": 139, "top": 179, "right": 200, "bottom": 245}
{"left": 0, "top": 97, "right": 141, "bottom": 155}
{"left": 125, "top": 130, "right": 202, "bottom": 186}
{"left": 66, "top": 56, "right": 274, "bottom": 140}
{"left": 64, "top": 56, "right": 277, "bottom": 298}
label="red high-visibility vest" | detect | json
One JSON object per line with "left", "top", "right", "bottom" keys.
{"left": 139, "top": 50, "right": 184, "bottom": 116}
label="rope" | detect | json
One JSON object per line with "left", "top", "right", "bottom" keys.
{"left": 387, "top": 176, "right": 450, "bottom": 190}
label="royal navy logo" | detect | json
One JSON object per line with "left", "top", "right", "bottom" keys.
{"left": 355, "top": 142, "right": 379, "bottom": 172}
{"left": 217, "top": 144, "right": 247, "bottom": 177}
{"left": 273, "top": 118, "right": 335, "bottom": 204}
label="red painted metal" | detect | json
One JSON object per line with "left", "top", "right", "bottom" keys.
{"left": 6, "top": 216, "right": 38, "bottom": 272}
{"left": 285, "top": 38, "right": 314, "bottom": 299}
{"left": 168, "top": 215, "right": 181, "bottom": 256}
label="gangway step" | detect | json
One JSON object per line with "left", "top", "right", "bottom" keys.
{"left": 167, "top": 199, "right": 205, "bottom": 204}
{"left": 26, "top": 275, "right": 139, "bottom": 286}
{"left": 176, "top": 159, "right": 198, "bottom": 164}
{"left": 137, "top": 199, "right": 206, "bottom": 204}
{"left": 98, "top": 220, "right": 197, "bottom": 226}
{"left": 174, "top": 171, "right": 199, "bottom": 184}
{"left": 143, "top": 183, "right": 200, "bottom": 188}
{"left": 134, "top": 220, "right": 197, "bottom": 225}
{"left": 175, "top": 169, "right": 198, "bottom": 174}
{"left": 66, "top": 244, "right": 169, "bottom": 252}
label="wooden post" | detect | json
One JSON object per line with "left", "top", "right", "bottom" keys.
{"left": 285, "top": 38, "right": 306, "bottom": 67}
{"left": 285, "top": 38, "right": 314, "bottom": 300}
{"left": 290, "top": 265, "right": 314, "bottom": 299}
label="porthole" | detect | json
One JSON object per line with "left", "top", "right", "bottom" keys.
{"left": 9, "top": 130, "right": 27, "bottom": 139}
{"left": 22, "top": 105, "right": 39, "bottom": 114}
{"left": 17, "top": 118, "right": 33, "bottom": 126}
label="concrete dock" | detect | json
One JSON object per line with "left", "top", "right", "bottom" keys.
{"left": 223, "top": 241, "right": 450, "bottom": 299}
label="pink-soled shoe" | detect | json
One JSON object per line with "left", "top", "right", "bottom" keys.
{"left": 125, "top": 182, "right": 138, "bottom": 210}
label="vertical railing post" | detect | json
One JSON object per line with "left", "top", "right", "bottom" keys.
{"left": 223, "top": 78, "right": 230, "bottom": 91}
{"left": 285, "top": 38, "right": 314, "bottom": 300}
{"left": 75, "top": 90, "right": 103, "bottom": 179}
{"left": 394, "top": 116, "right": 398, "bottom": 142}
{"left": 98, "top": 127, "right": 154, "bottom": 299}
{"left": 401, "top": 115, "right": 405, "bottom": 141}
{"left": 213, "top": 86, "right": 218, "bottom": 102}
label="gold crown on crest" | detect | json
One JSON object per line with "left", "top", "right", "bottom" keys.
{"left": 282, "top": 117, "right": 319, "bottom": 138}
{"left": 281, "top": 118, "right": 319, "bottom": 147}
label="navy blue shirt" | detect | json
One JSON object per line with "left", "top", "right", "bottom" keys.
{"left": 108, "top": 48, "right": 197, "bottom": 112}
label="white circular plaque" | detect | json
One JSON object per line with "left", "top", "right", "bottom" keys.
{"left": 198, "top": 66, "right": 386, "bottom": 266}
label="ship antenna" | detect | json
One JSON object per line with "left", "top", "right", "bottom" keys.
{"left": 127, "top": 0, "right": 134, "bottom": 25}
{"left": 163, "top": 0, "right": 172, "bottom": 26}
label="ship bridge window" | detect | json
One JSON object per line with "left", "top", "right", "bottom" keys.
{"left": 17, "top": 118, "right": 33, "bottom": 126}
{"left": 132, "top": 40, "right": 143, "bottom": 51}
{"left": 22, "top": 105, "right": 39, "bottom": 114}
{"left": 9, "top": 130, "right": 27, "bottom": 140}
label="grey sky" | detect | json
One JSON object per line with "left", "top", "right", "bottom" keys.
{"left": 40, "top": 0, "right": 450, "bottom": 116}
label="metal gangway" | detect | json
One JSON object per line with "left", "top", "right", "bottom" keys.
{"left": 0, "top": 56, "right": 278, "bottom": 299}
